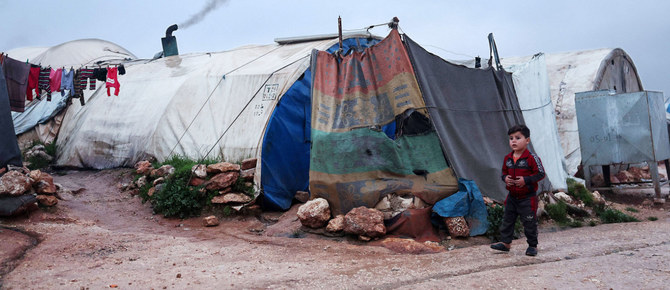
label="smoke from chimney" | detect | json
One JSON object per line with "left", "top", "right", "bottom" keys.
{"left": 179, "top": 0, "right": 229, "bottom": 29}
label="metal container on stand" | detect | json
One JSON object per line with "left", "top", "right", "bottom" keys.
{"left": 575, "top": 90, "right": 670, "bottom": 201}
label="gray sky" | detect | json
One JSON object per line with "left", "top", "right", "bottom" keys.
{"left": 1, "top": 0, "right": 668, "bottom": 95}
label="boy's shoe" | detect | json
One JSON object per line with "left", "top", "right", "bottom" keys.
{"left": 525, "top": 247, "right": 537, "bottom": 256}
{"left": 490, "top": 243, "right": 510, "bottom": 252}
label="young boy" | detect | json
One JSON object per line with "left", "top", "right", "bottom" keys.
{"left": 491, "top": 124, "right": 545, "bottom": 256}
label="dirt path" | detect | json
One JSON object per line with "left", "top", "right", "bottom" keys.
{"left": 1, "top": 169, "right": 669, "bottom": 289}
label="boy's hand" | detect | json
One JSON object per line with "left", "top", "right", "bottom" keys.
{"left": 504, "top": 175, "right": 514, "bottom": 186}
{"left": 513, "top": 177, "right": 526, "bottom": 187}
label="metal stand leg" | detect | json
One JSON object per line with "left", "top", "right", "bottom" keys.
{"left": 649, "top": 160, "right": 663, "bottom": 202}
{"left": 584, "top": 165, "right": 592, "bottom": 190}
{"left": 603, "top": 165, "right": 611, "bottom": 186}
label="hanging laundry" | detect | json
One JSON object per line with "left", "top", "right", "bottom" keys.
{"left": 25, "top": 65, "right": 40, "bottom": 101}
{"left": 118, "top": 64, "right": 126, "bottom": 75}
{"left": 38, "top": 67, "right": 52, "bottom": 100}
{"left": 49, "top": 68, "right": 62, "bottom": 102}
{"left": 1, "top": 56, "right": 30, "bottom": 112}
{"left": 106, "top": 67, "right": 119, "bottom": 96}
{"left": 60, "top": 68, "right": 74, "bottom": 97}
{"left": 93, "top": 68, "right": 107, "bottom": 82}
{"left": 78, "top": 68, "right": 94, "bottom": 90}
{"left": 73, "top": 69, "right": 86, "bottom": 106}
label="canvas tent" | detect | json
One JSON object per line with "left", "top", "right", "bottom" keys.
{"left": 7, "top": 39, "right": 137, "bottom": 147}
{"left": 54, "top": 34, "right": 381, "bottom": 210}
{"left": 466, "top": 49, "right": 643, "bottom": 176}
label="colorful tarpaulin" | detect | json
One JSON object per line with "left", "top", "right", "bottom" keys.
{"left": 310, "top": 30, "right": 458, "bottom": 215}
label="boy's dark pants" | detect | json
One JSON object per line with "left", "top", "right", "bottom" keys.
{"left": 499, "top": 194, "right": 538, "bottom": 247}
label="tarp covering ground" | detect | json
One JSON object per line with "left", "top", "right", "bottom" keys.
{"left": 405, "top": 36, "right": 527, "bottom": 201}
{"left": 310, "top": 30, "right": 458, "bottom": 215}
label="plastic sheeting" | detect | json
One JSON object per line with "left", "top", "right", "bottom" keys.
{"left": 505, "top": 53, "right": 568, "bottom": 190}
{"left": 432, "top": 179, "right": 489, "bottom": 236}
{"left": 260, "top": 38, "right": 380, "bottom": 210}
{"left": 405, "top": 36, "right": 525, "bottom": 201}
{"left": 310, "top": 30, "right": 458, "bottom": 215}
{"left": 0, "top": 64, "right": 22, "bottom": 168}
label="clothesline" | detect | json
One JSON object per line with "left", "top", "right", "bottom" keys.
{"left": 0, "top": 52, "right": 126, "bottom": 112}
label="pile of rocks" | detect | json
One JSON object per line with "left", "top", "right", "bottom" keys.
{"left": 123, "top": 158, "right": 257, "bottom": 209}
{"left": 0, "top": 166, "right": 62, "bottom": 208}
{"left": 297, "top": 198, "right": 386, "bottom": 241}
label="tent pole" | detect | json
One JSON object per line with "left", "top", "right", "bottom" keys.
{"left": 338, "top": 16, "right": 343, "bottom": 56}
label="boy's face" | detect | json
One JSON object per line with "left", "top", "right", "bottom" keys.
{"left": 508, "top": 131, "right": 529, "bottom": 153}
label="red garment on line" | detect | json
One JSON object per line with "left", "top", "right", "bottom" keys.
{"left": 26, "top": 66, "right": 40, "bottom": 101}
{"left": 106, "top": 67, "right": 119, "bottom": 96}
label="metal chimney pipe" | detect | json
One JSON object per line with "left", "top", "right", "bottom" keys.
{"left": 161, "top": 24, "right": 179, "bottom": 57}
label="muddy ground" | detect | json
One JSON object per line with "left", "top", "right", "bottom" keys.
{"left": 1, "top": 169, "right": 669, "bottom": 289}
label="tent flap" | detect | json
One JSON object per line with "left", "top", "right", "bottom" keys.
{"left": 310, "top": 30, "right": 458, "bottom": 215}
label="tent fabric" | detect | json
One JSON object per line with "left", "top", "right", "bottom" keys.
{"left": 405, "top": 36, "right": 525, "bottom": 201}
{"left": 260, "top": 38, "right": 380, "bottom": 210}
{"left": 432, "top": 179, "right": 489, "bottom": 236}
{"left": 504, "top": 53, "right": 568, "bottom": 190}
{"left": 8, "top": 39, "right": 137, "bottom": 142}
{"left": 55, "top": 36, "right": 370, "bottom": 174}
{"left": 462, "top": 48, "right": 643, "bottom": 175}
{"left": 310, "top": 30, "right": 458, "bottom": 215}
{"left": 0, "top": 64, "right": 23, "bottom": 168}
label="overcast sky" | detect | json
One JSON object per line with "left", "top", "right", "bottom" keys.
{"left": 1, "top": 0, "right": 668, "bottom": 95}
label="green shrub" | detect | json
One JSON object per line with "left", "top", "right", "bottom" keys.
{"left": 597, "top": 208, "right": 639, "bottom": 224}
{"left": 566, "top": 178, "right": 594, "bottom": 206}
{"left": 569, "top": 220, "right": 583, "bottom": 228}
{"left": 150, "top": 167, "right": 217, "bottom": 219}
{"left": 545, "top": 202, "right": 569, "bottom": 224}
{"left": 25, "top": 140, "right": 58, "bottom": 170}
{"left": 589, "top": 220, "right": 597, "bottom": 227}
{"left": 625, "top": 207, "right": 639, "bottom": 213}
{"left": 647, "top": 216, "right": 658, "bottom": 221}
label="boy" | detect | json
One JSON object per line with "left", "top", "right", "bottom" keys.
{"left": 491, "top": 124, "right": 545, "bottom": 256}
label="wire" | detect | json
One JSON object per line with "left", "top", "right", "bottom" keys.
{"left": 422, "top": 45, "right": 475, "bottom": 59}
{"left": 424, "top": 99, "right": 553, "bottom": 113}
{"left": 167, "top": 45, "right": 285, "bottom": 157}
{"left": 203, "top": 55, "right": 310, "bottom": 159}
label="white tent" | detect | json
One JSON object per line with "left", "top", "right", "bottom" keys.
{"left": 54, "top": 35, "right": 373, "bottom": 180}
{"left": 7, "top": 39, "right": 137, "bottom": 147}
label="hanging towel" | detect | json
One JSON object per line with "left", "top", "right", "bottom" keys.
{"left": 106, "top": 67, "right": 119, "bottom": 96}
{"left": 25, "top": 65, "right": 40, "bottom": 101}
{"left": 1, "top": 56, "right": 30, "bottom": 112}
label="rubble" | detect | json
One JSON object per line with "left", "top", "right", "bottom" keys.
{"left": 205, "top": 171, "right": 239, "bottom": 191}
{"left": 152, "top": 177, "right": 165, "bottom": 186}
{"left": 34, "top": 172, "right": 57, "bottom": 195}
{"left": 240, "top": 169, "right": 254, "bottom": 181}
{"left": 211, "top": 193, "right": 252, "bottom": 204}
{"left": 203, "top": 216, "right": 219, "bottom": 227}
{"left": 189, "top": 177, "right": 205, "bottom": 186}
{"left": 24, "top": 145, "right": 53, "bottom": 163}
{"left": 381, "top": 237, "right": 444, "bottom": 254}
{"left": 151, "top": 165, "right": 175, "bottom": 178}
{"left": 191, "top": 164, "right": 207, "bottom": 179}
{"left": 134, "top": 161, "right": 153, "bottom": 175}
{"left": 136, "top": 176, "right": 147, "bottom": 188}
{"left": 36, "top": 195, "right": 58, "bottom": 206}
{"left": 294, "top": 191, "right": 310, "bottom": 203}
{"left": 241, "top": 158, "right": 257, "bottom": 170}
{"left": 374, "top": 194, "right": 414, "bottom": 220}
{"left": 326, "top": 215, "right": 345, "bottom": 232}
{"left": 297, "top": 198, "right": 331, "bottom": 228}
{"left": 206, "top": 162, "right": 240, "bottom": 174}
{"left": 343, "top": 207, "right": 386, "bottom": 239}
{"left": 554, "top": 191, "right": 574, "bottom": 203}
{"left": 615, "top": 170, "right": 634, "bottom": 183}
{"left": 0, "top": 170, "right": 32, "bottom": 196}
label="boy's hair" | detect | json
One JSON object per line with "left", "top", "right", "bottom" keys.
{"left": 507, "top": 124, "right": 530, "bottom": 138}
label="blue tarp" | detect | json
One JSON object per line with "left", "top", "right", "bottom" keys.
{"left": 11, "top": 90, "right": 71, "bottom": 135}
{"left": 433, "top": 178, "right": 489, "bottom": 236}
{"left": 260, "top": 37, "right": 380, "bottom": 210}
